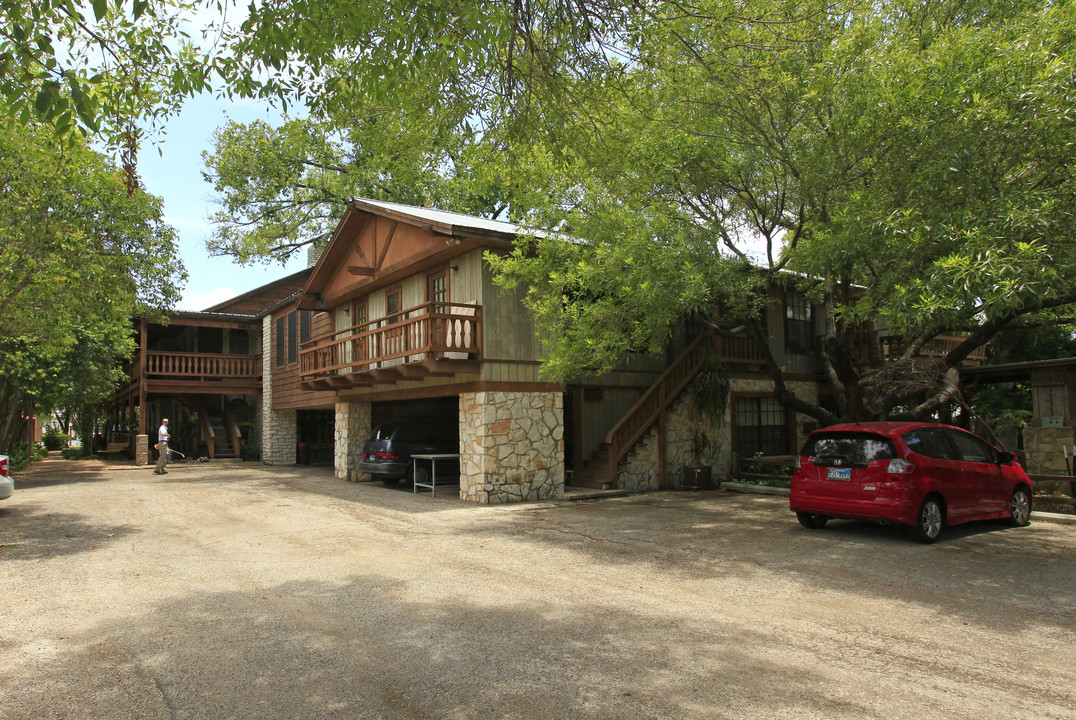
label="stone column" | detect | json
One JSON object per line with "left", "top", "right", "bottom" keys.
{"left": 260, "top": 315, "right": 297, "bottom": 465}
{"left": 335, "top": 401, "right": 372, "bottom": 481}
{"left": 135, "top": 434, "right": 149, "bottom": 466}
{"left": 459, "top": 391, "right": 564, "bottom": 504}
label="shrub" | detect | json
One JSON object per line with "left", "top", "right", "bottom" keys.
{"left": 42, "top": 429, "right": 69, "bottom": 451}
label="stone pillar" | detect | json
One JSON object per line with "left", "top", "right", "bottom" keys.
{"left": 135, "top": 434, "right": 149, "bottom": 466}
{"left": 261, "top": 315, "right": 297, "bottom": 465}
{"left": 335, "top": 401, "right": 372, "bottom": 481}
{"left": 459, "top": 391, "right": 564, "bottom": 504}
{"left": 263, "top": 409, "right": 297, "bottom": 465}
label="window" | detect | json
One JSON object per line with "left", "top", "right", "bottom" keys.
{"left": 735, "top": 396, "right": 789, "bottom": 457}
{"left": 785, "top": 292, "right": 815, "bottom": 354}
{"left": 801, "top": 432, "right": 896, "bottom": 467}
{"left": 277, "top": 310, "right": 311, "bottom": 367}
{"left": 286, "top": 311, "right": 298, "bottom": 364}
{"left": 275, "top": 316, "right": 286, "bottom": 367}
{"left": 386, "top": 288, "right": 401, "bottom": 324}
{"left": 945, "top": 429, "right": 997, "bottom": 463}
{"left": 428, "top": 270, "right": 448, "bottom": 311}
{"left": 903, "top": 427, "right": 956, "bottom": 460}
{"left": 299, "top": 309, "right": 311, "bottom": 346}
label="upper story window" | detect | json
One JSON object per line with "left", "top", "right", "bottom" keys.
{"left": 386, "top": 288, "right": 402, "bottom": 325}
{"left": 428, "top": 270, "right": 448, "bottom": 311}
{"left": 275, "top": 309, "right": 312, "bottom": 367}
{"left": 785, "top": 292, "right": 815, "bottom": 354}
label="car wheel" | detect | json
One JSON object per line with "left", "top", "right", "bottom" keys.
{"left": 404, "top": 463, "right": 429, "bottom": 485}
{"left": 909, "top": 496, "right": 944, "bottom": 544}
{"left": 796, "top": 512, "right": 828, "bottom": 529}
{"left": 1008, "top": 487, "right": 1032, "bottom": 527}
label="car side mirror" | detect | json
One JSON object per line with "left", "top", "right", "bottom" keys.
{"left": 997, "top": 451, "right": 1015, "bottom": 465}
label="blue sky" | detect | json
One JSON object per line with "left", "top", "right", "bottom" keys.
{"left": 137, "top": 92, "right": 308, "bottom": 311}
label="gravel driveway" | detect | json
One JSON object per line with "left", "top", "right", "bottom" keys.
{"left": 1, "top": 458, "right": 1074, "bottom": 720}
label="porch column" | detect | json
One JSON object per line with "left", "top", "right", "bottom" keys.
{"left": 335, "top": 401, "right": 372, "bottom": 481}
{"left": 135, "top": 435, "right": 149, "bottom": 465}
{"left": 459, "top": 390, "right": 564, "bottom": 504}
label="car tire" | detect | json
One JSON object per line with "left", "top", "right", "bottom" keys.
{"left": 1008, "top": 486, "right": 1032, "bottom": 527}
{"left": 404, "top": 463, "right": 429, "bottom": 486}
{"left": 796, "top": 512, "right": 828, "bottom": 529}
{"left": 908, "top": 496, "right": 944, "bottom": 544}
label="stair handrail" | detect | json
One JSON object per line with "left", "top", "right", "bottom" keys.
{"left": 602, "top": 335, "right": 716, "bottom": 487}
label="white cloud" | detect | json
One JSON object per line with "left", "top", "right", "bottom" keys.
{"left": 178, "top": 287, "right": 238, "bottom": 312}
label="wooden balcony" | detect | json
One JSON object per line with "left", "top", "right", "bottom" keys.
{"left": 140, "top": 351, "right": 262, "bottom": 394}
{"left": 299, "top": 302, "right": 482, "bottom": 389}
{"left": 878, "top": 336, "right": 988, "bottom": 366}
{"left": 714, "top": 333, "right": 767, "bottom": 364}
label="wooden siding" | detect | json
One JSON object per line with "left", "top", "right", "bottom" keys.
{"left": 480, "top": 260, "right": 542, "bottom": 363}
{"left": 271, "top": 308, "right": 336, "bottom": 410}
{"left": 1032, "top": 368, "right": 1074, "bottom": 424}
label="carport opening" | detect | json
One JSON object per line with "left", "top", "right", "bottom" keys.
{"left": 367, "top": 397, "right": 461, "bottom": 491}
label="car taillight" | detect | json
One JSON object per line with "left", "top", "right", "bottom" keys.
{"left": 0, "top": 458, "right": 7, "bottom": 477}
{"left": 373, "top": 452, "right": 399, "bottom": 461}
{"left": 885, "top": 458, "right": 915, "bottom": 480}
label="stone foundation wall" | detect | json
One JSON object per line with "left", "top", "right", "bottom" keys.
{"left": 459, "top": 391, "right": 564, "bottom": 503}
{"left": 335, "top": 401, "right": 372, "bottom": 481}
{"left": 616, "top": 394, "right": 734, "bottom": 492}
{"left": 1023, "top": 425, "right": 1076, "bottom": 475}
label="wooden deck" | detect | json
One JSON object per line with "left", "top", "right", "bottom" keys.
{"left": 298, "top": 302, "right": 482, "bottom": 388}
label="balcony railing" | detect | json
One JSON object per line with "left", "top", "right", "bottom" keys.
{"left": 300, "top": 302, "right": 482, "bottom": 381}
{"left": 145, "top": 352, "right": 261, "bottom": 379}
{"left": 878, "top": 336, "right": 988, "bottom": 365}
{"left": 714, "top": 333, "right": 767, "bottom": 364}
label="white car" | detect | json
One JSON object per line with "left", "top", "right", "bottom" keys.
{"left": 0, "top": 454, "right": 13, "bottom": 500}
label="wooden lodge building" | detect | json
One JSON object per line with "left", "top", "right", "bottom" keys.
{"left": 110, "top": 198, "right": 989, "bottom": 503}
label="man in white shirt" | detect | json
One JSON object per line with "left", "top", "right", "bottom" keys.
{"left": 154, "top": 418, "right": 170, "bottom": 475}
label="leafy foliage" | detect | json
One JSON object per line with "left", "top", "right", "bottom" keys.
{"left": 0, "top": 0, "right": 210, "bottom": 147}
{"left": 0, "top": 117, "right": 184, "bottom": 452}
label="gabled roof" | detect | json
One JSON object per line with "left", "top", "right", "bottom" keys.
{"left": 349, "top": 198, "right": 527, "bottom": 239}
{"left": 300, "top": 198, "right": 524, "bottom": 309}
{"left": 203, "top": 267, "right": 314, "bottom": 317}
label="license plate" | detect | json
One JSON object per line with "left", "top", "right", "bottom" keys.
{"left": 827, "top": 467, "right": 852, "bottom": 481}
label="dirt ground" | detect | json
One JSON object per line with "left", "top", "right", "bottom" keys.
{"left": 1, "top": 457, "right": 1074, "bottom": 720}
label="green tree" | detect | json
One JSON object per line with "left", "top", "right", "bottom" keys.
{"left": 488, "top": 0, "right": 1076, "bottom": 422}
{"left": 202, "top": 90, "right": 509, "bottom": 263}
{"left": 0, "top": 1, "right": 214, "bottom": 143}
{"left": 202, "top": 0, "right": 1076, "bottom": 422}
{"left": 0, "top": 117, "right": 183, "bottom": 453}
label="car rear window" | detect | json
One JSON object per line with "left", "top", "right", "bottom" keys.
{"left": 369, "top": 422, "right": 403, "bottom": 441}
{"left": 800, "top": 432, "right": 897, "bottom": 467}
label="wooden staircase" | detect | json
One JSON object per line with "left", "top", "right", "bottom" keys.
{"left": 570, "top": 335, "right": 716, "bottom": 490}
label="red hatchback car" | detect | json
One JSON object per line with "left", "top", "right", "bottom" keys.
{"left": 790, "top": 422, "right": 1033, "bottom": 543}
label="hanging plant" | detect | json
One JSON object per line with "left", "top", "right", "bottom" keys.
{"left": 685, "top": 353, "right": 730, "bottom": 468}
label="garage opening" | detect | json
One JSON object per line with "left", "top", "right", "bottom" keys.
{"left": 366, "top": 397, "right": 460, "bottom": 489}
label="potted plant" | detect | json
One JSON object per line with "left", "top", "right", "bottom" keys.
{"left": 684, "top": 429, "right": 714, "bottom": 490}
